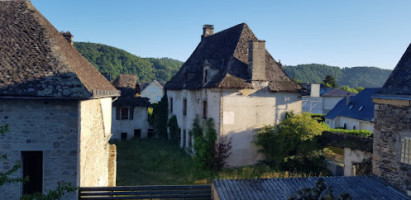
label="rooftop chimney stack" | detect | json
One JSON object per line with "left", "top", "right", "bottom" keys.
{"left": 61, "top": 31, "right": 73, "bottom": 45}
{"left": 202, "top": 25, "right": 214, "bottom": 39}
{"left": 249, "top": 40, "right": 266, "bottom": 81}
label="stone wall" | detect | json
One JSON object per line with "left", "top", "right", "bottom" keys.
{"left": 373, "top": 102, "right": 411, "bottom": 195}
{"left": 344, "top": 147, "right": 373, "bottom": 176}
{"left": 108, "top": 144, "right": 117, "bottom": 186}
{"left": 79, "top": 98, "right": 113, "bottom": 187}
{"left": 0, "top": 99, "right": 79, "bottom": 200}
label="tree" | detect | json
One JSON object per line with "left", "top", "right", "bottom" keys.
{"left": 323, "top": 75, "right": 337, "bottom": 88}
{"left": 148, "top": 94, "right": 168, "bottom": 138}
{"left": 256, "top": 113, "right": 329, "bottom": 172}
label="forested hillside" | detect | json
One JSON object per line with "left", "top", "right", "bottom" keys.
{"left": 283, "top": 64, "right": 392, "bottom": 88}
{"left": 74, "top": 42, "right": 183, "bottom": 82}
{"left": 75, "top": 42, "right": 391, "bottom": 88}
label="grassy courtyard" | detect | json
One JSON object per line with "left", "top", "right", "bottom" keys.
{"left": 114, "top": 138, "right": 327, "bottom": 186}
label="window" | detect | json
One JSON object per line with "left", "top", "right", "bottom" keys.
{"left": 183, "top": 99, "right": 187, "bottom": 116}
{"left": 203, "top": 101, "right": 207, "bottom": 119}
{"left": 353, "top": 126, "right": 356, "bottom": 130}
{"left": 134, "top": 129, "right": 141, "bottom": 139}
{"left": 116, "top": 107, "right": 134, "bottom": 120}
{"left": 170, "top": 98, "right": 173, "bottom": 113}
{"left": 182, "top": 130, "right": 186, "bottom": 148}
{"left": 148, "top": 129, "right": 154, "bottom": 138}
{"left": 401, "top": 137, "right": 411, "bottom": 164}
{"left": 22, "top": 151, "right": 43, "bottom": 195}
{"left": 204, "top": 69, "right": 208, "bottom": 84}
{"left": 121, "top": 132, "right": 127, "bottom": 141}
{"left": 349, "top": 105, "right": 354, "bottom": 110}
{"left": 343, "top": 123, "right": 347, "bottom": 129}
{"left": 358, "top": 106, "right": 364, "bottom": 111}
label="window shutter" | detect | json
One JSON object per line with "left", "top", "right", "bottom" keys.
{"left": 116, "top": 107, "right": 120, "bottom": 120}
{"left": 129, "top": 107, "right": 134, "bottom": 120}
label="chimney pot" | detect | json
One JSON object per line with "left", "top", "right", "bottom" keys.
{"left": 202, "top": 24, "right": 214, "bottom": 39}
{"left": 61, "top": 31, "right": 73, "bottom": 45}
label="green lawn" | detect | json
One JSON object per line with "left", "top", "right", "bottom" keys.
{"left": 114, "top": 139, "right": 206, "bottom": 186}
{"left": 114, "top": 138, "right": 326, "bottom": 186}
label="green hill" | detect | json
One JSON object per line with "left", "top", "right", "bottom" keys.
{"left": 74, "top": 42, "right": 391, "bottom": 88}
{"left": 283, "top": 64, "right": 392, "bottom": 88}
{"left": 74, "top": 42, "right": 183, "bottom": 82}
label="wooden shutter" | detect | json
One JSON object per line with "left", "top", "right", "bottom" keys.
{"left": 116, "top": 107, "right": 120, "bottom": 120}
{"left": 129, "top": 106, "right": 134, "bottom": 120}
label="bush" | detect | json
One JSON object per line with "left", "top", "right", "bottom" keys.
{"left": 328, "top": 129, "right": 372, "bottom": 137}
{"left": 213, "top": 136, "right": 232, "bottom": 171}
{"left": 256, "top": 113, "right": 329, "bottom": 173}
{"left": 167, "top": 115, "right": 180, "bottom": 144}
{"left": 148, "top": 94, "right": 168, "bottom": 138}
{"left": 191, "top": 117, "right": 216, "bottom": 170}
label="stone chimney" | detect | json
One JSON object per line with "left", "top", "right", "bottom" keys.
{"left": 61, "top": 31, "right": 73, "bottom": 45}
{"left": 249, "top": 40, "right": 266, "bottom": 81}
{"left": 310, "top": 84, "right": 320, "bottom": 97}
{"left": 202, "top": 25, "right": 214, "bottom": 39}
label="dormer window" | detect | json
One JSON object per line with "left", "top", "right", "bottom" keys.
{"left": 204, "top": 69, "right": 208, "bottom": 84}
{"left": 349, "top": 105, "right": 354, "bottom": 110}
{"left": 358, "top": 106, "right": 364, "bottom": 111}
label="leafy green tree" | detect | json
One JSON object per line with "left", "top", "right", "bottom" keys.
{"left": 323, "top": 75, "right": 337, "bottom": 88}
{"left": 167, "top": 115, "right": 180, "bottom": 144}
{"left": 256, "top": 113, "right": 329, "bottom": 172}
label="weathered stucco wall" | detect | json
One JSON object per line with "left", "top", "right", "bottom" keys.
{"left": 302, "top": 96, "right": 323, "bottom": 114}
{"left": 221, "top": 89, "right": 302, "bottom": 167}
{"left": 79, "top": 98, "right": 114, "bottom": 187}
{"left": 168, "top": 88, "right": 301, "bottom": 167}
{"left": 140, "top": 82, "right": 164, "bottom": 103}
{"left": 0, "top": 99, "right": 78, "bottom": 200}
{"left": 344, "top": 147, "right": 373, "bottom": 176}
{"left": 323, "top": 97, "right": 343, "bottom": 113}
{"left": 111, "top": 106, "right": 150, "bottom": 140}
{"left": 373, "top": 101, "right": 411, "bottom": 195}
{"left": 167, "top": 89, "right": 221, "bottom": 151}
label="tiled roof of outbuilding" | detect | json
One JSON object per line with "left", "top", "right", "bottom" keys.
{"left": 164, "top": 23, "right": 301, "bottom": 93}
{"left": 378, "top": 43, "right": 411, "bottom": 97}
{"left": 112, "top": 74, "right": 150, "bottom": 107}
{"left": 0, "top": 1, "right": 119, "bottom": 99}
{"left": 325, "top": 88, "right": 378, "bottom": 121}
{"left": 214, "top": 176, "right": 409, "bottom": 200}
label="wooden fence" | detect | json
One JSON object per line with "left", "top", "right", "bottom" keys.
{"left": 79, "top": 185, "right": 212, "bottom": 200}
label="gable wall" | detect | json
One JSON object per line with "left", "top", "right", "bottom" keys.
{"left": 79, "top": 97, "right": 115, "bottom": 187}
{"left": 0, "top": 99, "right": 79, "bottom": 199}
{"left": 221, "top": 89, "right": 301, "bottom": 166}
{"left": 140, "top": 82, "right": 164, "bottom": 103}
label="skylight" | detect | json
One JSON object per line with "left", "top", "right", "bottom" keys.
{"left": 359, "top": 106, "right": 364, "bottom": 111}
{"left": 349, "top": 105, "right": 354, "bottom": 110}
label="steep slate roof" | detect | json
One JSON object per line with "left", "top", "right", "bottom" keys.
{"left": 164, "top": 23, "right": 301, "bottom": 92}
{"left": 214, "top": 176, "right": 409, "bottom": 200}
{"left": 0, "top": 1, "right": 119, "bottom": 99}
{"left": 325, "top": 88, "right": 379, "bottom": 121}
{"left": 322, "top": 88, "right": 356, "bottom": 97}
{"left": 112, "top": 74, "right": 150, "bottom": 107}
{"left": 377, "top": 43, "right": 411, "bottom": 97}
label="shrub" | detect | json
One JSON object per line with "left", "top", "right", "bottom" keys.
{"left": 213, "top": 136, "right": 232, "bottom": 171}
{"left": 256, "top": 113, "right": 329, "bottom": 172}
{"left": 328, "top": 129, "right": 372, "bottom": 137}
{"left": 167, "top": 115, "right": 180, "bottom": 144}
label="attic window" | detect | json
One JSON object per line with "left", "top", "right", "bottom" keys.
{"left": 358, "top": 106, "right": 364, "bottom": 111}
{"left": 349, "top": 105, "right": 354, "bottom": 110}
{"left": 401, "top": 137, "right": 411, "bottom": 165}
{"left": 204, "top": 69, "right": 208, "bottom": 84}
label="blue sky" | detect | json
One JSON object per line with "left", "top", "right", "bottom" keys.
{"left": 31, "top": 0, "right": 411, "bottom": 69}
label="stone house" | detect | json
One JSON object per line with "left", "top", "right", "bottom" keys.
{"left": 372, "top": 43, "right": 411, "bottom": 196}
{"left": 301, "top": 83, "right": 356, "bottom": 114}
{"left": 111, "top": 74, "right": 151, "bottom": 140}
{"left": 140, "top": 80, "right": 164, "bottom": 104}
{"left": 325, "top": 88, "right": 378, "bottom": 132}
{"left": 164, "top": 23, "right": 302, "bottom": 167}
{"left": 0, "top": 1, "right": 119, "bottom": 199}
